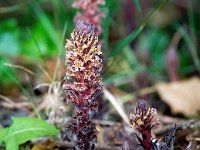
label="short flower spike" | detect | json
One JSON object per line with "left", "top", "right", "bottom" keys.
{"left": 130, "top": 99, "right": 159, "bottom": 131}
{"left": 130, "top": 99, "right": 159, "bottom": 150}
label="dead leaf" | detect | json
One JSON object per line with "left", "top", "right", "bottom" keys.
{"left": 156, "top": 77, "right": 200, "bottom": 116}
{"left": 31, "top": 140, "right": 55, "bottom": 150}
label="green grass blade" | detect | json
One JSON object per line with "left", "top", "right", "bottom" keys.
{"left": 123, "top": 46, "right": 140, "bottom": 68}
{"left": 175, "top": 24, "right": 200, "bottom": 73}
{"left": 3, "top": 66, "right": 41, "bottom": 118}
{"left": 110, "top": 25, "right": 144, "bottom": 57}
{"left": 132, "top": 0, "right": 142, "bottom": 16}
{"left": 110, "top": 0, "right": 169, "bottom": 57}
{"left": 30, "top": 2, "right": 60, "bottom": 50}
{"left": 26, "top": 27, "right": 48, "bottom": 69}
{"left": 102, "top": 13, "right": 111, "bottom": 52}
{"left": 52, "top": 22, "right": 68, "bottom": 81}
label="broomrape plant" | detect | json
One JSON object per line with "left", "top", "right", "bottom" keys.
{"left": 129, "top": 99, "right": 176, "bottom": 150}
{"left": 63, "top": 20, "right": 103, "bottom": 150}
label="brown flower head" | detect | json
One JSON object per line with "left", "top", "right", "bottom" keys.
{"left": 73, "top": 0, "right": 105, "bottom": 36}
{"left": 64, "top": 20, "right": 103, "bottom": 107}
{"left": 130, "top": 99, "right": 159, "bottom": 131}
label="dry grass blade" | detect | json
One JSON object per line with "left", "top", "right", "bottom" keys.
{"left": 0, "top": 94, "right": 31, "bottom": 110}
{"left": 33, "top": 83, "right": 51, "bottom": 90}
{"left": 4, "top": 63, "right": 35, "bottom": 76}
{"left": 103, "top": 88, "right": 130, "bottom": 126}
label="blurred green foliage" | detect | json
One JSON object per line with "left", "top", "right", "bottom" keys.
{"left": 0, "top": 0, "right": 75, "bottom": 86}
{"left": 0, "top": 0, "right": 200, "bottom": 92}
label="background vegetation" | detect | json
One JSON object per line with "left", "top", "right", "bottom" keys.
{"left": 0, "top": 0, "right": 200, "bottom": 149}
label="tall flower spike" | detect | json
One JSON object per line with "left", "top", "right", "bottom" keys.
{"left": 130, "top": 99, "right": 159, "bottom": 150}
{"left": 64, "top": 20, "right": 103, "bottom": 150}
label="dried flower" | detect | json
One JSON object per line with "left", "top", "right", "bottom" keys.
{"left": 73, "top": 0, "right": 105, "bottom": 36}
{"left": 63, "top": 20, "right": 103, "bottom": 150}
{"left": 130, "top": 99, "right": 159, "bottom": 150}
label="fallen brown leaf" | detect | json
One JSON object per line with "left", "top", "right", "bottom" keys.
{"left": 156, "top": 77, "right": 200, "bottom": 116}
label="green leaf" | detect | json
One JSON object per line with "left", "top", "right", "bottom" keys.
{"left": 6, "top": 139, "right": 18, "bottom": 150}
{"left": 0, "top": 117, "right": 59, "bottom": 150}
{"left": 0, "top": 127, "right": 8, "bottom": 144}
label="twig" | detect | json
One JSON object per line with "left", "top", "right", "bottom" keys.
{"left": 93, "top": 119, "right": 121, "bottom": 127}
{"left": 155, "top": 119, "right": 199, "bottom": 136}
{"left": 0, "top": 94, "right": 31, "bottom": 112}
{"left": 103, "top": 88, "right": 130, "bottom": 126}
{"left": 33, "top": 83, "right": 51, "bottom": 90}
